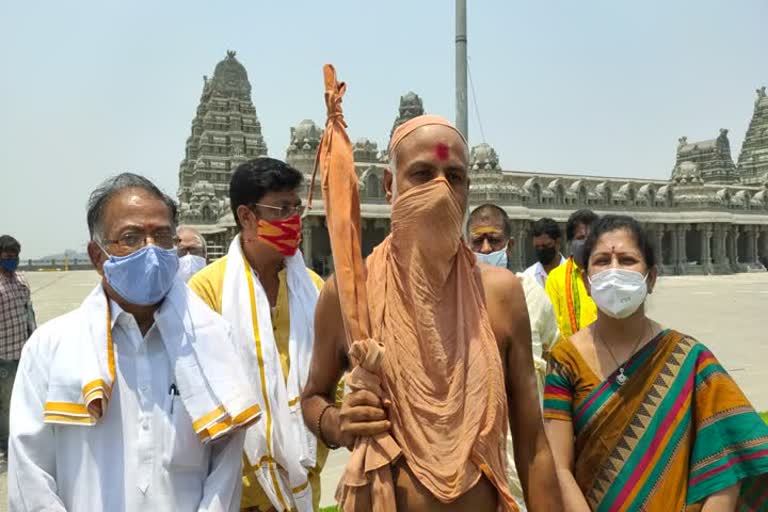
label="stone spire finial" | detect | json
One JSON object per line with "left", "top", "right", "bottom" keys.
{"left": 287, "top": 119, "right": 322, "bottom": 157}
{"left": 211, "top": 50, "right": 250, "bottom": 98}
{"left": 469, "top": 143, "right": 501, "bottom": 173}
{"left": 390, "top": 91, "right": 425, "bottom": 138}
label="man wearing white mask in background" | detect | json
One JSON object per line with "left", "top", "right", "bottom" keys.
{"left": 467, "top": 204, "right": 559, "bottom": 510}
{"left": 9, "top": 173, "right": 260, "bottom": 511}
{"left": 177, "top": 225, "right": 208, "bottom": 282}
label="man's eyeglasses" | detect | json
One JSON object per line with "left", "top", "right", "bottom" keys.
{"left": 101, "top": 232, "right": 180, "bottom": 251}
{"left": 250, "top": 203, "right": 305, "bottom": 220}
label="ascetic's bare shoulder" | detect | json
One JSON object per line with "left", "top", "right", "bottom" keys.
{"left": 477, "top": 262, "right": 525, "bottom": 306}
{"left": 476, "top": 262, "right": 528, "bottom": 349}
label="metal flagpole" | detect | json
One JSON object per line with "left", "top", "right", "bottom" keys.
{"left": 455, "top": 0, "right": 468, "bottom": 139}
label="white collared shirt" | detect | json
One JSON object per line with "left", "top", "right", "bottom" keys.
{"left": 9, "top": 299, "right": 245, "bottom": 512}
{"left": 523, "top": 254, "right": 567, "bottom": 288}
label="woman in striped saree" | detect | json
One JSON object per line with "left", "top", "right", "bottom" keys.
{"left": 544, "top": 215, "right": 768, "bottom": 511}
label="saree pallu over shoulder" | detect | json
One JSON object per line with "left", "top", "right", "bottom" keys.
{"left": 545, "top": 330, "right": 768, "bottom": 511}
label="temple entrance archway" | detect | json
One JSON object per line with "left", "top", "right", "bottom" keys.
{"left": 686, "top": 230, "right": 702, "bottom": 265}
{"left": 201, "top": 205, "right": 214, "bottom": 222}
{"left": 737, "top": 229, "right": 750, "bottom": 263}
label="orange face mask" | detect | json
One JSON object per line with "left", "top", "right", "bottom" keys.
{"left": 256, "top": 214, "right": 302, "bottom": 257}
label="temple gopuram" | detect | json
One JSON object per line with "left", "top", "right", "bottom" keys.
{"left": 178, "top": 52, "right": 768, "bottom": 275}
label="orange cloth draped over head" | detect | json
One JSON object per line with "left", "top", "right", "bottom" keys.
{"left": 386, "top": 114, "right": 467, "bottom": 155}
{"left": 313, "top": 66, "right": 516, "bottom": 511}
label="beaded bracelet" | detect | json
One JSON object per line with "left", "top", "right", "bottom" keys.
{"left": 317, "top": 403, "right": 340, "bottom": 449}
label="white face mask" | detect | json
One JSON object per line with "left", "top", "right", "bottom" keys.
{"left": 588, "top": 268, "right": 648, "bottom": 319}
{"left": 177, "top": 254, "right": 207, "bottom": 282}
{"left": 474, "top": 248, "right": 508, "bottom": 269}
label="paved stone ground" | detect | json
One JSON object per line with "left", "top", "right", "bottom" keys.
{"left": 3, "top": 270, "right": 766, "bottom": 509}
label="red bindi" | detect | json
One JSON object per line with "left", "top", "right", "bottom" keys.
{"left": 435, "top": 143, "right": 450, "bottom": 161}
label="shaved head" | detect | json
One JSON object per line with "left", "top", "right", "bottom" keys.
{"left": 384, "top": 124, "right": 470, "bottom": 209}
{"left": 468, "top": 204, "right": 512, "bottom": 239}
{"left": 467, "top": 204, "right": 513, "bottom": 256}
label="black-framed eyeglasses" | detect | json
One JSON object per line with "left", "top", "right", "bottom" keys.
{"left": 101, "top": 232, "right": 180, "bottom": 251}
{"left": 250, "top": 203, "right": 305, "bottom": 219}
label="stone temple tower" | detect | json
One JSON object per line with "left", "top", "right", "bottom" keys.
{"left": 177, "top": 51, "right": 268, "bottom": 224}
{"left": 737, "top": 86, "right": 768, "bottom": 185}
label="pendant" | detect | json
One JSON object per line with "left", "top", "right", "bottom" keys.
{"left": 616, "top": 368, "right": 628, "bottom": 385}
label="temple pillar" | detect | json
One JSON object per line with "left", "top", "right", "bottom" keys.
{"left": 670, "top": 226, "right": 679, "bottom": 271}
{"left": 750, "top": 226, "right": 760, "bottom": 264}
{"left": 761, "top": 227, "right": 768, "bottom": 262}
{"left": 654, "top": 224, "right": 664, "bottom": 274}
{"left": 700, "top": 224, "right": 714, "bottom": 274}
{"left": 713, "top": 224, "right": 726, "bottom": 266}
{"left": 675, "top": 224, "right": 689, "bottom": 275}
{"left": 302, "top": 217, "right": 314, "bottom": 266}
{"left": 731, "top": 226, "right": 741, "bottom": 271}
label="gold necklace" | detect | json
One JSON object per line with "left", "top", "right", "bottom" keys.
{"left": 594, "top": 320, "right": 650, "bottom": 386}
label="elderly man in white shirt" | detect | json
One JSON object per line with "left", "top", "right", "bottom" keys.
{"left": 522, "top": 217, "right": 566, "bottom": 288}
{"left": 9, "top": 173, "right": 260, "bottom": 512}
{"left": 467, "top": 204, "right": 559, "bottom": 510}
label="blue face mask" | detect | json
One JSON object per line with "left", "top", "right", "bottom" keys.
{"left": 474, "top": 249, "right": 508, "bottom": 268}
{"left": 0, "top": 258, "right": 19, "bottom": 273}
{"left": 101, "top": 244, "right": 179, "bottom": 306}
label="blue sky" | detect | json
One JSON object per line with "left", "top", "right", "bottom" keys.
{"left": 1, "top": 0, "right": 766, "bottom": 257}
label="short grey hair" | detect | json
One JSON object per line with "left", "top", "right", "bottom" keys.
{"left": 87, "top": 172, "right": 178, "bottom": 240}
{"left": 177, "top": 225, "right": 207, "bottom": 254}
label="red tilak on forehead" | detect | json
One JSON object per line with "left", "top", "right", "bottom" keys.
{"left": 435, "top": 143, "right": 450, "bottom": 161}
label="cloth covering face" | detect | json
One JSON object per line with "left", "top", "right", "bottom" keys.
{"left": 313, "top": 66, "right": 515, "bottom": 511}
{"left": 221, "top": 235, "right": 319, "bottom": 512}
{"left": 338, "top": 178, "right": 517, "bottom": 511}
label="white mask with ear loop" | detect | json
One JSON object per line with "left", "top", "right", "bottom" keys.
{"left": 588, "top": 268, "right": 649, "bottom": 319}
